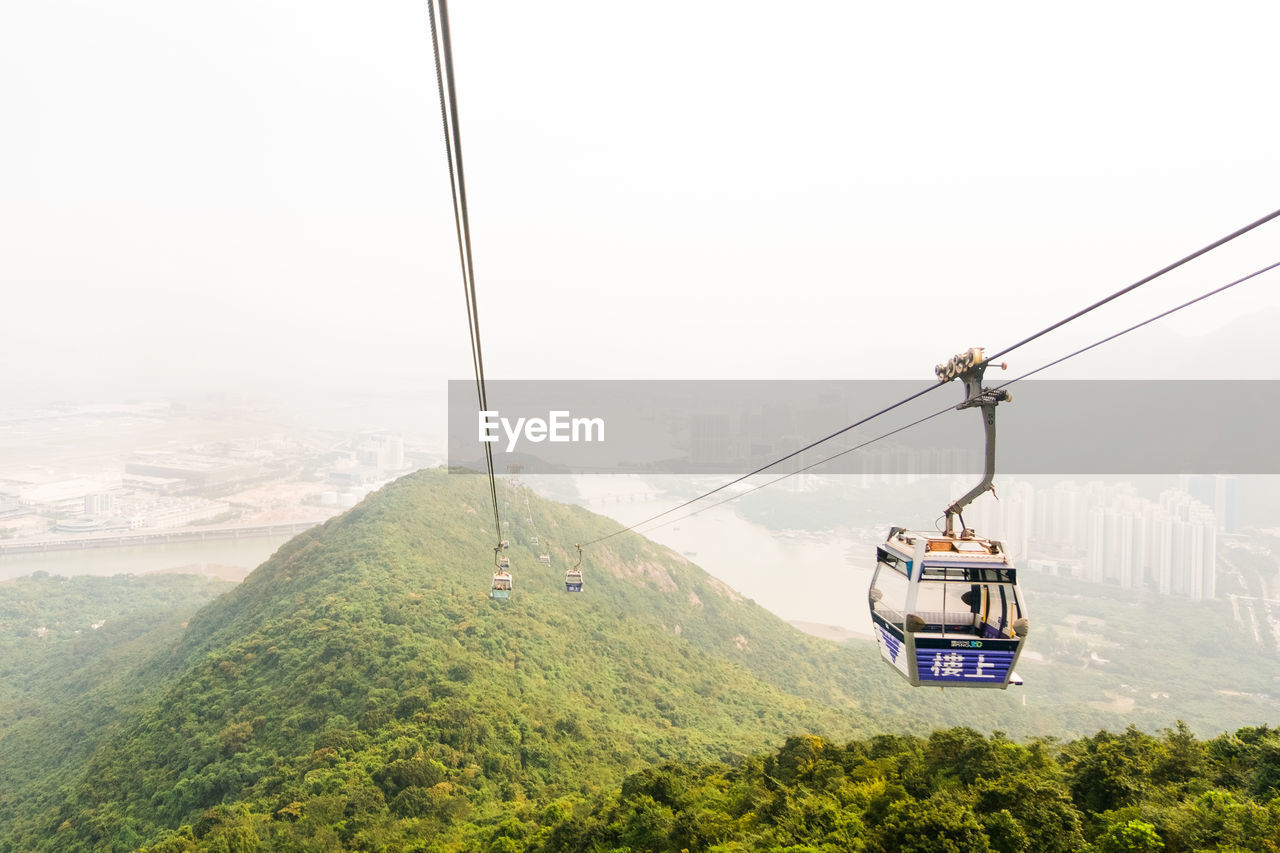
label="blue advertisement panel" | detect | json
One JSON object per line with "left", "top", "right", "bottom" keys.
{"left": 915, "top": 641, "right": 1018, "bottom": 684}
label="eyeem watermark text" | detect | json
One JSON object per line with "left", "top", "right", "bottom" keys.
{"left": 479, "top": 411, "right": 605, "bottom": 452}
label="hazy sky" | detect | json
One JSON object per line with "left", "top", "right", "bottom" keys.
{"left": 3, "top": 1, "right": 1279, "bottom": 404}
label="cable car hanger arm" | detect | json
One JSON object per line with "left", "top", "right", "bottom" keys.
{"left": 936, "top": 348, "right": 1010, "bottom": 537}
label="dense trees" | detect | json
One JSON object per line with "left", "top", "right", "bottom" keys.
{"left": 131, "top": 725, "right": 1280, "bottom": 853}
{"left": 3, "top": 473, "right": 880, "bottom": 851}
{"left": 520, "top": 729, "right": 1280, "bottom": 853}
{"left": 112, "top": 722, "right": 1280, "bottom": 852}
{"left": 0, "top": 572, "right": 231, "bottom": 848}
{"left": 5, "top": 471, "right": 1280, "bottom": 852}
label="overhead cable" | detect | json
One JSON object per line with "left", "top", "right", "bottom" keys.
{"left": 427, "top": 0, "right": 503, "bottom": 547}
{"left": 987, "top": 207, "right": 1280, "bottom": 363}
{"left": 581, "top": 209, "right": 1278, "bottom": 548}
{"left": 618, "top": 258, "right": 1280, "bottom": 540}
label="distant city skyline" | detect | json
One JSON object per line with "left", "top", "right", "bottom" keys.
{"left": 962, "top": 477, "right": 1235, "bottom": 602}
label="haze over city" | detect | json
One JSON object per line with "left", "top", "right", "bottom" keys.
{"left": 4, "top": 0, "right": 1279, "bottom": 672}
{"left": 3, "top": 0, "right": 1279, "bottom": 407}
{"left": 6, "top": 4, "right": 1280, "bottom": 851}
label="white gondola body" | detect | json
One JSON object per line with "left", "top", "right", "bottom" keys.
{"left": 869, "top": 528, "right": 1026, "bottom": 689}
{"left": 491, "top": 570, "right": 513, "bottom": 600}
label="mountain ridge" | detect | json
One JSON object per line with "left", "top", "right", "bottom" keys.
{"left": 5, "top": 468, "right": 1267, "bottom": 852}
{"left": 12, "top": 470, "right": 881, "bottom": 851}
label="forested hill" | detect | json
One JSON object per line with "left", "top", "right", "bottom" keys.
{"left": 0, "top": 573, "right": 233, "bottom": 849}
{"left": 3, "top": 469, "right": 1275, "bottom": 852}
{"left": 6, "top": 469, "right": 887, "bottom": 851}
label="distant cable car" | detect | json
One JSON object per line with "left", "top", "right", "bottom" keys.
{"left": 538, "top": 554, "right": 551, "bottom": 566}
{"left": 500, "top": 539, "right": 509, "bottom": 550}
{"left": 491, "top": 570, "right": 513, "bottom": 600}
{"left": 530, "top": 536, "right": 539, "bottom": 545}
{"left": 870, "top": 348, "right": 1027, "bottom": 688}
{"left": 565, "top": 544, "right": 584, "bottom": 592}
{"left": 498, "top": 555, "right": 510, "bottom": 570}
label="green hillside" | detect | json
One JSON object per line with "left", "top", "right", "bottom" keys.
{"left": 3, "top": 469, "right": 1276, "bottom": 852}
{"left": 4, "top": 470, "right": 883, "bottom": 851}
{"left": 0, "top": 573, "right": 233, "bottom": 844}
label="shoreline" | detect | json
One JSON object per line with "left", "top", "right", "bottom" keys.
{"left": 0, "top": 520, "right": 322, "bottom": 556}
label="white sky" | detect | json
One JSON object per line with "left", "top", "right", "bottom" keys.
{"left": 2, "top": 1, "right": 1279, "bottom": 403}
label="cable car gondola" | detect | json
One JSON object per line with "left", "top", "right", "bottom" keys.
{"left": 538, "top": 554, "right": 551, "bottom": 566}
{"left": 869, "top": 348, "right": 1028, "bottom": 688}
{"left": 490, "top": 545, "right": 513, "bottom": 599}
{"left": 565, "top": 544, "right": 584, "bottom": 592}
{"left": 870, "top": 528, "right": 1026, "bottom": 687}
